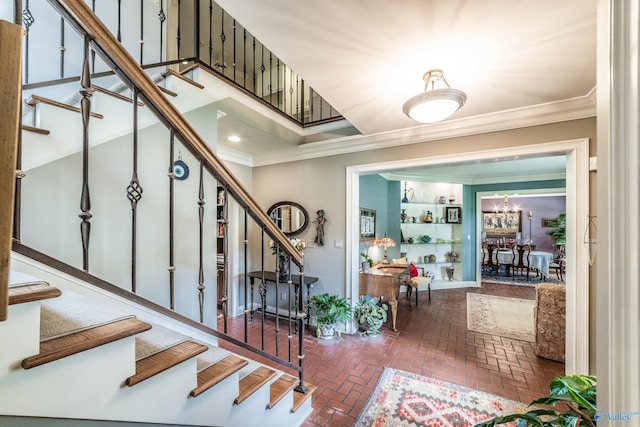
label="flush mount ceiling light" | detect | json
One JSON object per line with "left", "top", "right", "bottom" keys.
{"left": 402, "top": 69, "right": 467, "bottom": 123}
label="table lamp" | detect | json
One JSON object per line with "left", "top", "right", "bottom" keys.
{"left": 375, "top": 235, "right": 396, "bottom": 264}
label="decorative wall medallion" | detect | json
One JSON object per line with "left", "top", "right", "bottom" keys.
{"left": 173, "top": 159, "right": 189, "bottom": 180}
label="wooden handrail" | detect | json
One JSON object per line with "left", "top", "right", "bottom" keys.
{"left": 0, "top": 20, "right": 24, "bottom": 321}
{"left": 47, "top": 0, "right": 302, "bottom": 266}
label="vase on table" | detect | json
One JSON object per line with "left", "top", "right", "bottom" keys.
{"left": 278, "top": 255, "right": 289, "bottom": 281}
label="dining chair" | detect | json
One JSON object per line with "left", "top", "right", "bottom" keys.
{"left": 497, "top": 244, "right": 517, "bottom": 277}
{"left": 512, "top": 244, "right": 532, "bottom": 279}
{"left": 549, "top": 245, "right": 566, "bottom": 281}
{"left": 481, "top": 242, "right": 499, "bottom": 275}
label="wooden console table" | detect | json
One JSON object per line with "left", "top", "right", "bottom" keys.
{"left": 359, "top": 263, "right": 410, "bottom": 331}
{"left": 246, "top": 271, "right": 318, "bottom": 324}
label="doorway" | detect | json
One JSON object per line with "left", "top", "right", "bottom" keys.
{"left": 346, "top": 138, "right": 589, "bottom": 375}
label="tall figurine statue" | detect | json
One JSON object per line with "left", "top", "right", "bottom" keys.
{"left": 313, "top": 209, "right": 327, "bottom": 246}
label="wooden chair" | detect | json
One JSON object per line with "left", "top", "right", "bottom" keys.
{"left": 549, "top": 245, "right": 566, "bottom": 281}
{"left": 481, "top": 242, "right": 499, "bottom": 275}
{"left": 497, "top": 245, "right": 517, "bottom": 277}
{"left": 512, "top": 244, "right": 533, "bottom": 279}
{"left": 407, "top": 266, "right": 431, "bottom": 306}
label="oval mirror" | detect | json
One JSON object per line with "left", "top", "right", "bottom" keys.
{"left": 267, "top": 201, "right": 309, "bottom": 236}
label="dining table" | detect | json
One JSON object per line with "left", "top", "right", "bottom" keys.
{"left": 527, "top": 251, "right": 554, "bottom": 279}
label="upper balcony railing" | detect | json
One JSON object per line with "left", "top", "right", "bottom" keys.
{"left": 6, "top": 0, "right": 342, "bottom": 126}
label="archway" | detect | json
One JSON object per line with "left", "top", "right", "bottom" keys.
{"left": 346, "top": 138, "right": 589, "bottom": 375}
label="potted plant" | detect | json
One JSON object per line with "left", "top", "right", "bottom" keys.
{"left": 354, "top": 295, "right": 388, "bottom": 336}
{"left": 310, "top": 293, "right": 353, "bottom": 339}
{"left": 475, "top": 374, "right": 597, "bottom": 427}
{"left": 547, "top": 213, "right": 566, "bottom": 246}
{"left": 360, "top": 251, "right": 374, "bottom": 273}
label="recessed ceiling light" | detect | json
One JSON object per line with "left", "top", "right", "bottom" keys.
{"left": 228, "top": 135, "right": 241, "bottom": 142}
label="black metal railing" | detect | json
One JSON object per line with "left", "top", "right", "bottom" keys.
{"left": 9, "top": 0, "right": 341, "bottom": 126}
{"left": 10, "top": 0, "right": 309, "bottom": 393}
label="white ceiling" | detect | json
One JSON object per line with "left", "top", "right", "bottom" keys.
{"left": 212, "top": 0, "right": 597, "bottom": 180}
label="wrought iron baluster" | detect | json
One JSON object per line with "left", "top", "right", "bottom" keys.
{"left": 232, "top": 19, "right": 237, "bottom": 82}
{"left": 219, "top": 10, "right": 225, "bottom": 77}
{"left": 193, "top": 0, "right": 200, "bottom": 62}
{"left": 276, "top": 59, "right": 281, "bottom": 111}
{"left": 78, "top": 36, "right": 94, "bottom": 272}
{"left": 139, "top": 0, "right": 144, "bottom": 64}
{"left": 13, "top": 0, "right": 22, "bottom": 26}
{"left": 299, "top": 80, "right": 306, "bottom": 125}
{"left": 126, "top": 89, "right": 143, "bottom": 292}
{"left": 167, "top": 129, "right": 175, "bottom": 309}
{"left": 242, "top": 28, "right": 247, "bottom": 88}
{"left": 268, "top": 52, "right": 273, "bottom": 106}
{"left": 116, "top": 0, "right": 122, "bottom": 42}
{"left": 260, "top": 45, "right": 265, "bottom": 99}
{"left": 295, "top": 266, "right": 307, "bottom": 394}
{"left": 13, "top": 0, "right": 24, "bottom": 242}
{"left": 221, "top": 184, "right": 229, "bottom": 332}
{"left": 197, "top": 162, "right": 205, "bottom": 323}
{"left": 252, "top": 36, "right": 256, "bottom": 94}
{"left": 158, "top": 0, "right": 166, "bottom": 62}
{"left": 288, "top": 70, "right": 294, "bottom": 118}
{"left": 296, "top": 75, "right": 300, "bottom": 122}
{"left": 59, "top": 18, "right": 65, "bottom": 78}
{"left": 22, "top": 0, "right": 33, "bottom": 83}
{"left": 208, "top": 0, "right": 213, "bottom": 65}
{"left": 176, "top": 0, "right": 182, "bottom": 59}
{"left": 91, "top": 0, "right": 96, "bottom": 70}
{"left": 288, "top": 273, "right": 292, "bottom": 362}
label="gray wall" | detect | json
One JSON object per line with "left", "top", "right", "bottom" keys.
{"left": 250, "top": 118, "right": 595, "bottom": 301}
{"left": 21, "top": 120, "right": 252, "bottom": 327}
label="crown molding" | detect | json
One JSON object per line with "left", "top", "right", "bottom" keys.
{"left": 381, "top": 170, "right": 567, "bottom": 185}
{"left": 251, "top": 93, "right": 596, "bottom": 167}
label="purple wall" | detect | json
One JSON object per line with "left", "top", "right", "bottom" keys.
{"left": 481, "top": 195, "right": 565, "bottom": 252}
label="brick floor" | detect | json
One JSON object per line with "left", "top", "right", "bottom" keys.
{"left": 219, "top": 283, "right": 564, "bottom": 427}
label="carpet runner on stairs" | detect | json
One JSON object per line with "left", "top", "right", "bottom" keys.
{"left": 5, "top": 267, "right": 315, "bottom": 424}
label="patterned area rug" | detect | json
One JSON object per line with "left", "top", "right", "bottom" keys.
{"left": 467, "top": 293, "right": 535, "bottom": 342}
{"left": 481, "top": 273, "right": 563, "bottom": 286}
{"left": 354, "top": 368, "right": 529, "bottom": 426}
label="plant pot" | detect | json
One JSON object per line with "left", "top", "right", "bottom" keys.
{"left": 316, "top": 323, "right": 337, "bottom": 339}
{"left": 361, "top": 262, "right": 370, "bottom": 273}
{"left": 358, "top": 319, "right": 383, "bottom": 336}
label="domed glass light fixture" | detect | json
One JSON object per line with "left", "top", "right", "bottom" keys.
{"left": 402, "top": 69, "right": 467, "bottom": 123}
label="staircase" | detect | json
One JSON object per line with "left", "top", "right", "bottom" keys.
{"left": 0, "top": 263, "right": 314, "bottom": 426}
{"left": 3, "top": 3, "right": 316, "bottom": 425}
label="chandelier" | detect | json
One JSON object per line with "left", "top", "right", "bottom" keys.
{"left": 494, "top": 195, "right": 520, "bottom": 213}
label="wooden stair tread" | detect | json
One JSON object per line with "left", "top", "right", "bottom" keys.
{"left": 21, "top": 124, "right": 50, "bottom": 135}
{"left": 190, "top": 355, "right": 248, "bottom": 397}
{"left": 25, "top": 94, "right": 104, "bottom": 119}
{"left": 161, "top": 69, "right": 205, "bottom": 89}
{"left": 91, "top": 84, "right": 144, "bottom": 105}
{"left": 292, "top": 382, "right": 317, "bottom": 413}
{"left": 157, "top": 85, "right": 178, "bottom": 97}
{"left": 9, "top": 282, "right": 61, "bottom": 305}
{"left": 126, "top": 340, "right": 208, "bottom": 386}
{"left": 234, "top": 366, "right": 277, "bottom": 405}
{"left": 22, "top": 317, "right": 151, "bottom": 369}
{"left": 267, "top": 374, "right": 298, "bottom": 409}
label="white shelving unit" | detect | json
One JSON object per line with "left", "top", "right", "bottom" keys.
{"left": 400, "top": 202, "right": 463, "bottom": 283}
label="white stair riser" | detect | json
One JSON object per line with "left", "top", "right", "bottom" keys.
{"left": 0, "top": 303, "right": 40, "bottom": 369}
{"left": 0, "top": 337, "right": 135, "bottom": 418}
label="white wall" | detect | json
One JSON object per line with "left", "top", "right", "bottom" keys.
{"left": 20, "top": 118, "right": 252, "bottom": 327}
